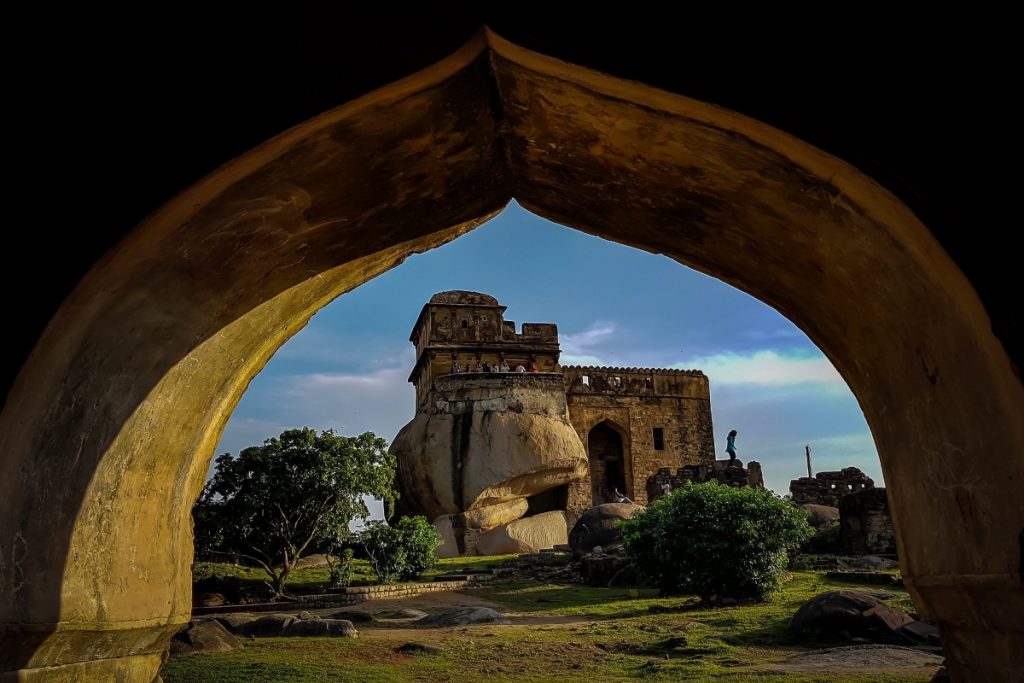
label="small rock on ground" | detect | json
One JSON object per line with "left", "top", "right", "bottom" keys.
{"left": 776, "top": 645, "right": 944, "bottom": 671}
{"left": 396, "top": 642, "right": 442, "bottom": 655}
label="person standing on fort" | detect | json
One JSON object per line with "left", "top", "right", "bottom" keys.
{"left": 726, "top": 429, "right": 738, "bottom": 465}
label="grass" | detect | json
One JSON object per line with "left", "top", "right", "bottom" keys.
{"left": 165, "top": 570, "right": 933, "bottom": 682}
{"left": 193, "top": 554, "right": 517, "bottom": 598}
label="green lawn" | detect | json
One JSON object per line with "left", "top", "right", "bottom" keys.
{"left": 165, "top": 571, "right": 934, "bottom": 682}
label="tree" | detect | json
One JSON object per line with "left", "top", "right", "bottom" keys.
{"left": 360, "top": 516, "right": 439, "bottom": 584}
{"left": 194, "top": 428, "right": 397, "bottom": 597}
{"left": 621, "top": 482, "right": 813, "bottom": 600}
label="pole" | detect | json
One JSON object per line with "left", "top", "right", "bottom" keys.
{"left": 805, "top": 444, "right": 813, "bottom": 478}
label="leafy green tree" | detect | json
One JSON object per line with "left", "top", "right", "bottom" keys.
{"left": 360, "top": 516, "right": 439, "bottom": 584}
{"left": 194, "top": 428, "right": 396, "bottom": 597}
{"left": 621, "top": 482, "right": 813, "bottom": 600}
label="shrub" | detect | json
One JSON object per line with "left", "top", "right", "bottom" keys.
{"left": 360, "top": 516, "right": 440, "bottom": 584}
{"left": 328, "top": 548, "right": 355, "bottom": 588}
{"left": 621, "top": 482, "right": 813, "bottom": 600}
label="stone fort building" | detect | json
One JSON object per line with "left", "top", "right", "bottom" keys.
{"left": 390, "top": 291, "right": 717, "bottom": 555}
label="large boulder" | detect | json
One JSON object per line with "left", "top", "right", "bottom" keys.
{"left": 391, "top": 379, "right": 588, "bottom": 521}
{"left": 800, "top": 504, "right": 840, "bottom": 530}
{"left": 170, "top": 619, "right": 242, "bottom": 656}
{"left": 434, "top": 498, "right": 533, "bottom": 557}
{"left": 791, "top": 590, "right": 914, "bottom": 642}
{"left": 284, "top": 618, "right": 358, "bottom": 637}
{"left": 477, "top": 511, "right": 568, "bottom": 555}
{"left": 433, "top": 515, "right": 462, "bottom": 558}
{"left": 569, "top": 503, "right": 644, "bottom": 557}
{"left": 462, "top": 498, "right": 530, "bottom": 530}
{"left": 214, "top": 613, "right": 257, "bottom": 633}
{"left": 232, "top": 613, "right": 297, "bottom": 637}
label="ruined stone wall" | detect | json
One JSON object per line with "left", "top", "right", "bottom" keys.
{"left": 646, "top": 459, "right": 765, "bottom": 501}
{"left": 839, "top": 487, "right": 896, "bottom": 555}
{"left": 789, "top": 467, "right": 875, "bottom": 506}
{"left": 562, "top": 366, "right": 715, "bottom": 513}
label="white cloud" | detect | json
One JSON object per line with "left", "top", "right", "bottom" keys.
{"left": 561, "top": 321, "right": 616, "bottom": 365}
{"left": 674, "top": 349, "right": 843, "bottom": 386}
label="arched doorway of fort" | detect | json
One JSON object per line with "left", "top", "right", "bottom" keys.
{"left": 587, "top": 421, "right": 630, "bottom": 505}
{"left": 1, "top": 30, "right": 1020, "bottom": 683}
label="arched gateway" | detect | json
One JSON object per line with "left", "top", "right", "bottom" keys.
{"left": 1, "top": 29, "right": 1020, "bottom": 683}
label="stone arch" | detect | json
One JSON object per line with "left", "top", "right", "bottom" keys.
{"left": 1, "top": 30, "right": 1020, "bottom": 681}
{"left": 586, "top": 419, "right": 633, "bottom": 505}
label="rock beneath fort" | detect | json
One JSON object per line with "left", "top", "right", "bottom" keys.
{"left": 170, "top": 619, "right": 242, "bottom": 656}
{"left": 477, "top": 510, "right": 569, "bottom": 555}
{"left": 433, "top": 515, "right": 462, "bottom": 558}
{"left": 569, "top": 503, "right": 643, "bottom": 557}
{"left": 415, "top": 607, "right": 508, "bottom": 627}
{"left": 800, "top": 504, "right": 840, "bottom": 530}
{"left": 462, "top": 498, "right": 530, "bottom": 530}
{"left": 284, "top": 618, "right": 358, "bottom": 637}
{"left": 434, "top": 498, "right": 532, "bottom": 557}
{"left": 393, "top": 408, "right": 587, "bottom": 521}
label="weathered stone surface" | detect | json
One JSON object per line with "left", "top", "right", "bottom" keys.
{"left": 792, "top": 590, "right": 915, "bottom": 642}
{"left": 800, "top": 504, "right": 840, "bottom": 530}
{"left": 840, "top": 488, "right": 896, "bottom": 555}
{"left": 568, "top": 503, "right": 643, "bottom": 557}
{"left": 433, "top": 515, "right": 461, "bottom": 559}
{"left": 233, "top": 614, "right": 297, "bottom": 638}
{"left": 462, "top": 498, "right": 530, "bottom": 530}
{"left": 330, "top": 610, "right": 374, "bottom": 623}
{"left": 169, "top": 619, "right": 241, "bottom": 657}
{"left": 214, "top": 613, "right": 257, "bottom": 633}
{"left": 790, "top": 468, "right": 875, "bottom": 507}
{"left": 477, "top": 511, "right": 568, "bottom": 555}
{"left": 563, "top": 367, "right": 716, "bottom": 512}
{"left": 864, "top": 604, "right": 915, "bottom": 632}
{"left": 284, "top": 618, "right": 358, "bottom": 637}
{"left": 377, "top": 608, "right": 428, "bottom": 620}
{"left": 392, "top": 382, "right": 588, "bottom": 521}
{"left": 414, "top": 607, "right": 508, "bottom": 627}
{"left": 435, "top": 498, "right": 532, "bottom": 557}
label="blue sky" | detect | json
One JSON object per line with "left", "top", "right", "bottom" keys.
{"left": 215, "top": 202, "right": 881, "bottom": 514}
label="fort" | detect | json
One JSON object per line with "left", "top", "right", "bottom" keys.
{"left": 390, "top": 291, "right": 736, "bottom": 555}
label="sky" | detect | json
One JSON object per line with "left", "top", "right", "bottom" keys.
{"left": 214, "top": 202, "right": 881, "bottom": 518}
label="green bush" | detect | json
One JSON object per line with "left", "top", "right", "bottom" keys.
{"left": 328, "top": 548, "right": 355, "bottom": 588}
{"left": 621, "top": 482, "right": 813, "bottom": 600}
{"left": 360, "top": 516, "right": 440, "bottom": 584}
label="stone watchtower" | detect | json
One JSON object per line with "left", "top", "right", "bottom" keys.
{"left": 391, "top": 292, "right": 587, "bottom": 557}
{"left": 390, "top": 291, "right": 720, "bottom": 556}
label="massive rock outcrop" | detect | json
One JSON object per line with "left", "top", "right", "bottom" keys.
{"left": 391, "top": 373, "right": 587, "bottom": 556}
